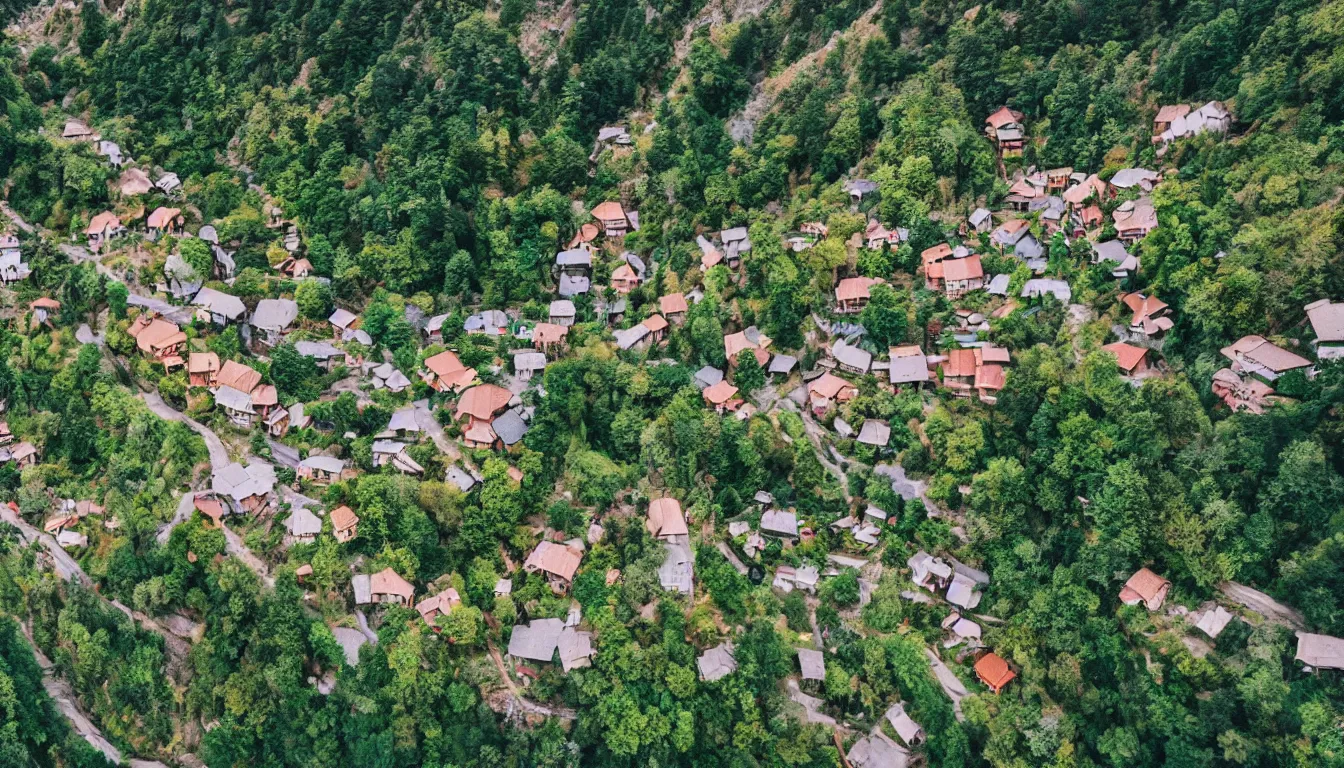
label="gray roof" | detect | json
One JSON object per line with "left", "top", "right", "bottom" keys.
{"left": 549, "top": 300, "right": 576, "bottom": 318}
{"left": 198, "top": 225, "right": 218, "bottom": 243}
{"left": 1295, "top": 632, "right": 1344, "bottom": 670}
{"left": 1021, "top": 279, "right": 1072, "bottom": 303}
{"left": 555, "top": 248, "right": 592, "bottom": 267}
{"left": 213, "top": 385, "right": 254, "bottom": 413}
{"left": 387, "top": 409, "right": 419, "bottom": 433}
{"left": 295, "top": 340, "right": 344, "bottom": 359}
{"left": 351, "top": 574, "right": 371, "bottom": 605}
{"left": 695, "top": 366, "right": 725, "bottom": 388}
{"left": 372, "top": 439, "right": 408, "bottom": 456}
{"left": 614, "top": 324, "right": 649, "bottom": 350}
{"left": 889, "top": 354, "right": 929, "bottom": 384}
{"left": 329, "top": 308, "right": 357, "bottom": 328}
{"left": 986, "top": 274, "right": 1011, "bottom": 295}
{"left": 798, "top": 648, "right": 826, "bottom": 680}
{"left": 508, "top": 618, "right": 564, "bottom": 662}
{"left": 424, "top": 313, "right": 450, "bottom": 332}
{"left": 768, "top": 355, "right": 798, "bottom": 374}
{"left": 285, "top": 507, "right": 323, "bottom": 537}
{"left": 845, "top": 179, "right": 879, "bottom": 196}
{"left": 761, "top": 509, "right": 798, "bottom": 537}
{"left": 193, "top": 287, "right": 246, "bottom": 320}
{"left": 1014, "top": 234, "right": 1045, "bottom": 260}
{"left": 446, "top": 465, "right": 478, "bottom": 493}
{"left": 659, "top": 541, "right": 694, "bottom": 594}
{"left": 721, "top": 226, "right": 749, "bottom": 244}
{"left": 857, "top": 420, "right": 891, "bottom": 447}
{"left": 464, "top": 309, "right": 509, "bottom": 333}
{"left": 558, "top": 627, "right": 595, "bottom": 671}
{"left": 1110, "top": 167, "right": 1159, "bottom": 189}
{"left": 491, "top": 409, "right": 529, "bottom": 446}
{"left": 698, "top": 643, "right": 737, "bottom": 681}
{"left": 832, "top": 340, "right": 872, "bottom": 373}
{"left": 251, "top": 299, "right": 299, "bottom": 331}
{"left": 299, "top": 455, "right": 346, "bottom": 474}
{"left": 946, "top": 573, "right": 983, "bottom": 610}
{"left": 969, "top": 207, "right": 992, "bottom": 226}
{"left": 558, "top": 273, "right": 590, "bottom": 297}
{"left": 212, "top": 461, "right": 275, "bottom": 502}
{"left": 514, "top": 351, "right": 547, "bottom": 373}
{"left": 847, "top": 732, "right": 910, "bottom": 768}
{"left": 331, "top": 627, "right": 367, "bottom": 666}
{"left": 1092, "top": 239, "right": 1129, "bottom": 264}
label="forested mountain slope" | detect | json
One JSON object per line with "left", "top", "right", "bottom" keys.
{"left": 0, "top": 0, "right": 1338, "bottom": 767}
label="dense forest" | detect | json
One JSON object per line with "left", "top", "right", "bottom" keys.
{"left": 0, "top": 0, "right": 1339, "bottom": 766}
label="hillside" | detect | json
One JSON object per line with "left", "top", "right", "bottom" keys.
{"left": 0, "top": 0, "right": 1339, "bottom": 767}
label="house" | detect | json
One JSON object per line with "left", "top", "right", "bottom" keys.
{"left": 1113, "top": 197, "right": 1158, "bottom": 242}
{"left": 548, "top": 299, "right": 577, "bottom": 327}
{"left": 798, "top": 648, "right": 825, "bottom": 681}
{"left": 422, "top": 313, "right": 449, "bottom": 343}
{"left": 533, "top": 322, "right": 569, "bottom": 353}
{"left": 974, "top": 652, "right": 1017, "bottom": 693}
{"left": 697, "top": 235, "right": 724, "bottom": 270}
{"left": 1109, "top": 168, "right": 1161, "bottom": 194}
{"left": 647, "top": 498, "right": 688, "bottom": 541}
{"left": 96, "top": 140, "right": 123, "bottom": 166}
{"left": 372, "top": 440, "right": 425, "bottom": 474}
{"left": 1294, "top": 632, "right": 1344, "bottom": 672}
{"left": 7, "top": 442, "right": 38, "bottom": 469}
{"left": 215, "top": 360, "right": 263, "bottom": 394}
{"left": 0, "top": 422, "right": 11, "bottom": 446}
{"left": 63, "top": 119, "right": 97, "bottom": 141}
{"left": 507, "top": 618, "right": 564, "bottom": 665}
{"left": 128, "top": 315, "right": 187, "bottom": 366}
{"left": 990, "top": 219, "right": 1030, "bottom": 249}
{"left": 1062, "top": 174, "right": 1109, "bottom": 208}
{"left": 188, "top": 352, "right": 221, "bottom": 387}
{"left": 416, "top": 589, "right": 462, "bottom": 632}
{"left": 85, "top": 211, "right": 125, "bottom": 249}
{"left": 847, "top": 732, "right": 911, "bottom": 768}
{"left": 610, "top": 262, "right": 641, "bottom": 293}
{"left": 773, "top": 564, "right": 820, "bottom": 593}
{"left": 660, "top": 540, "right": 694, "bottom": 594}
{"left": 146, "top": 207, "right": 185, "bottom": 239}
{"left": 0, "top": 233, "right": 19, "bottom": 260}
{"left": 844, "top": 178, "right": 880, "bottom": 202}
{"left": 250, "top": 299, "right": 299, "bottom": 346}
{"left": 1021, "top": 278, "right": 1072, "bottom": 304}
{"left": 720, "top": 226, "right": 752, "bottom": 266}
{"left": 1004, "top": 176, "right": 1044, "bottom": 211}
{"left": 118, "top": 167, "right": 154, "bottom": 196}
{"left": 768, "top": 355, "right": 797, "bottom": 377}
{"left": 857, "top": 420, "right": 890, "bottom": 448}
{"left": 370, "top": 362, "right": 411, "bottom": 392}
{"left": 831, "top": 339, "right": 872, "bottom": 375}
{"left": 760, "top": 509, "right": 798, "bottom": 539}
{"left": 0, "top": 236, "right": 28, "bottom": 284}
{"left": 985, "top": 105, "right": 1026, "bottom": 156}
{"left": 835, "top": 276, "right": 884, "bottom": 314}
{"left": 155, "top": 172, "right": 182, "bottom": 194}
{"left": 524, "top": 540, "right": 584, "bottom": 593}
{"left": 1045, "top": 167, "right": 1073, "bottom": 191}
{"left": 295, "top": 340, "right": 346, "bottom": 372}
{"left": 264, "top": 406, "right": 291, "bottom": 437}
{"left": 942, "top": 254, "right": 984, "bottom": 298}
{"left": 885, "top": 702, "right": 925, "bottom": 747}
{"left": 329, "top": 308, "right": 358, "bottom": 337}
{"left": 642, "top": 313, "right": 669, "bottom": 343}
{"left": 28, "top": 297, "right": 59, "bottom": 325}
{"left": 1122, "top": 292, "right": 1173, "bottom": 338}
{"left": 1305, "top": 299, "right": 1344, "bottom": 359}
{"left": 276, "top": 257, "right": 313, "bottom": 278}
{"left": 1211, "top": 368, "right": 1275, "bottom": 413}
{"left": 1120, "top": 567, "right": 1171, "bottom": 611}
{"left": 1220, "top": 336, "right": 1313, "bottom": 382}
{"left": 331, "top": 505, "right": 359, "bottom": 543}
{"left": 1092, "top": 240, "right": 1139, "bottom": 278}
{"left": 1075, "top": 204, "right": 1104, "bottom": 235}
{"left": 941, "top": 349, "right": 977, "bottom": 394}
{"left": 942, "top": 613, "right": 984, "bottom": 649}
{"left": 1153, "top": 104, "right": 1191, "bottom": 134}
{"left": 421, "top": 350, "right": 477, "bottom": 393}
{"left": 698, "top": 643, "right": 737, "bottom": 681}
{"left": 968, "top": 207, "right": 992, "bottom": 233}
{"left": 591, "top": 201, "right": 636, "bottom": 237}
{"left": 464, "top": 309, "right": 509, "bottom": 336}
{"left": 568, "top": 222, "right": 600, "bottom": 250}
{"left": 660, "top": 293, "right": 689, "bottom": 323}
{"left": 492, "top": 408, "right": 530, "bottom": 450}
{"left": 284, "top": 507, "right": 323, "bottom": 544}
{"left": 723, "top": 327, "right": 771, "bottom": 367}
{"left": 213, "top": 385, "right": 257, "bottom": 427}
{"left": 807, "top": 373, "right": 858, "bottom": 414}
{"left": 211, "top": 461, "right": 275, "bottom": 514}
{"left": 1101, "top": 342, "right": 1150, "bottom": 376}
{"left": 908, "top": 550, "right": 953, "bottom": 590}
{"left": 864, "top": 220, "right": 906, "bottom": 249}
{"left": 192, "top": 287, "right": 246, "bottom": 325}
{"left": 297, "top": 455, "right": 353, "bottom": 484}
{"left": 455, "top": 383, "right": 513, "bottom": 431}
{"left": 613, "top": 323, "right": 650, "bottom": 351}
{"left": 554, "top": 248, "right": 592, "bottom": 283}
{"left": 513, "top": 351, "right": 547, "bottom": 381}
{"left": 369, "top": 567, "right": 415, "bottom": 606}
{"left": 695, "top": 366, "right": 725, "bottom": 390}
{"left": 702, "top": 380, "right": 741, "bottom": 413}
{"left": 889, "top": 346, "right": 930, "bottom": 387}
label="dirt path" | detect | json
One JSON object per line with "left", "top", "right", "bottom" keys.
{"left": 140, "top": 392, "right": 230, "bottom": 470}
{"left": 1, "top": 503, "right": 89, "bottom": 585}
{"left": 18, "top": 624, "right": 132, "bottom": 765}
{"left": 925, "top": 648, "right": 969, "bottom": 722}
{"left": 484, "top": 640, "right": 577, "bottom": 721}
